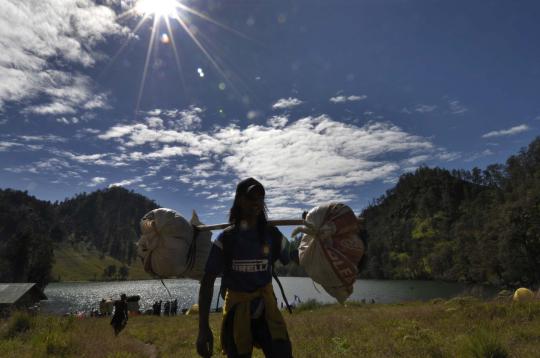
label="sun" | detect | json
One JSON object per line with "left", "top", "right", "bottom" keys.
{"left": 135, "top": 0, "right": 179, "bottom": 18}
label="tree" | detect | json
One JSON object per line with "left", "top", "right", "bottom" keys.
{"left": 103, "top": 264, "right": 117, "bottom": 279}
{"left": 118, "top": 266, "right": 129, "bottom": 280}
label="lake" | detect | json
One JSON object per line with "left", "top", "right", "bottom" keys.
{"left": 41, "top": 277, "right": 497, "bottom": 315}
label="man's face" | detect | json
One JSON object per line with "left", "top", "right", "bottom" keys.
{"left": 239, "top": 191, "right": 265, "bottom": 217}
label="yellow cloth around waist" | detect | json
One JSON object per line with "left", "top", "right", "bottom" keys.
{"left": 221, "top": 283, "right": 289, "bottom": 355}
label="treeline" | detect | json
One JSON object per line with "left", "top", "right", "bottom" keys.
{"left": 361, "top": 137, "right": 540, "bottom": 287}
{"left": 0, "top": 186, "right": 158, "bottom": 288}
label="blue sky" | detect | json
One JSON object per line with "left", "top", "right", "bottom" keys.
{"left": 1, "top": 0, "right": 539, "bottom": 228}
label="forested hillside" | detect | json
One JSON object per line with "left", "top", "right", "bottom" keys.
{"left": 361, "top": 137, "right": 540, "bottom": 287}
{"left": 0, "top": 190, "right": 57, "bottom": 289}
{"left": 0, "top": 187, "right": 158, "bottom": 287}
{"left": 57, "top": 186, "right": 158, "bottom": 263}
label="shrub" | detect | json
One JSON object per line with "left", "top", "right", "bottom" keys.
{"left": 295, "top": 299, "right": 326, "bottom": 312}
{"left": 4, "top": 311, "right": 33, "bottom": 338}
{"left": 45, "top": 332, "right": 70, "bottom": 356}
{"left": 332, "top": 336, "right": 350, "bottom": 353}
{"left": 464, "top": 329, "right": 508, "bottom": 358}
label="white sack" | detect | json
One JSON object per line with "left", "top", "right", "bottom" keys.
{"left": 137, "top": 208, "right": 212, "bottom": 281}
{"left": 295, "top": 203, "right": 364, "bottom": 303}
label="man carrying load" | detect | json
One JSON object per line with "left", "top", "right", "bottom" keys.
{"left": 197, "top": 178, "right": 296, "bottom": 358}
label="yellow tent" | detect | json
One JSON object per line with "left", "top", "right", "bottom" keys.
{"left": 513, "top": 287, "right": 534, "bottom": 302}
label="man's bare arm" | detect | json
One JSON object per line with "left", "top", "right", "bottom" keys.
{"left": 198, "top": 272, "right": 217, "bottom": 330}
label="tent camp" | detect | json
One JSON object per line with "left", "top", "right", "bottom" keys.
{"left": 0, "top": 283, "right": 47, "bottom": 315}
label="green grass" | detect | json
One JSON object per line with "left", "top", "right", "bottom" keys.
{"left": 2, "top": 299, "right": 540, "bottom": 357}
{"left": 52, "top": 243, "right": 151, "bottom": 282}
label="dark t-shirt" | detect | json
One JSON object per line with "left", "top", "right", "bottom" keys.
{"left": 112, "top": 300, "right": 128, "bottom": 323}
{"left": 205, "top": 226, "right": 290, "bottom": 292}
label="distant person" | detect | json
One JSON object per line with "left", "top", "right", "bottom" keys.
{"left": 99, "top": 299, "right": 106, "bottom": 316}
{"left": 111, "top": 294, "right": 128, "bottom": 336}
{"left": 172, "top": 299, "right": 178, "bottom": 315}
{"left": 105, "top": 299, "right": 114, "bottom": 316}
{"left": 164, "top": 301, "right": 171, "bottom": 316}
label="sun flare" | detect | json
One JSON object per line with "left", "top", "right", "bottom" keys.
{"left": 135, "top": 0, "right": 179, "bottom": 18}
{"left": 113, "top": 0, "right": 249, "bottom": 116}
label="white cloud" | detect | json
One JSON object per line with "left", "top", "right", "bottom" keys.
{"left": 414, "top": 104, "right": 437, "bottom": 113}
{"left": 464, "top": 149, "right": 494, "bottom": 162}
{"left": 98, "top": 124, "right": 144, "bottom": 140}
{"left": 401, "top": 104, "right": 437, "bottom": 114}
{"left": 436, "top": 151, "right": 461, "bottom": 162}
{"left": 164, "top": 106, "right": 204, "bottom": 130}
{"left": 5, "top": 158, "right": 85, "bottom": 178}
{"left": 57, "top": 117, "right": 81, "bottom": 125}
{"left": 482, "top": 124, "right": 529, "bottom": 138}
{"left": 267, "top": 115, "right": 288, "bottom": 128}
{"left": 329, "top": 95, "right": 367, "bottom": 103}
{"left": 88, "top": 176, "right": 106, "bottom": 187}
{"left": 0, "top": 0, "right": 127, "bottom": 112}
{"left": 448, "top": 99, "right": 468, "bottom": 114}
{"left": 272, "top": 97, "right": 303, "bottom": 110}
{"left": 402, "top": 155, "right": 430, "bottom": 166}
{"left": 24, "top": 72, "right": 110, "bottom": 115}
{"left": 143, "top": 106, "right": 204, "bottom": 130}
{"left": 146, "top": 116, "right": 164, "bottom": 128}
{"left": 19, "top": 134, "right": 66, "bottom": 142}
{"left": 98, "top": 114, "right": 442, "bottom": 213}
{"left": 0, "top": 141, "right": 21, "bottom": 151}
{"left": 109, "top": 176, "right": 144, "bottom": 188}
{"left": 65, "top": 152, "right": 110, "bottom": 164}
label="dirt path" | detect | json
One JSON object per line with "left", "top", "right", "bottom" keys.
{"left": 127, "top": 337, "right": 159, "bottom": 358}
{"left": 142, "top": 342, "right": 159, "bottom": 358}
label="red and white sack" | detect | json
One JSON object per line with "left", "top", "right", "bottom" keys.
{"left": 137, "top": 208, "right": 212, "bottom": 281}
{"left": 293, "top": 203, "right": 365, "bottom": 303}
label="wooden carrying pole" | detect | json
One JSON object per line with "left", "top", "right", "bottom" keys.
{"left": 195, "top": 219, "right": 304, "bottom": 232}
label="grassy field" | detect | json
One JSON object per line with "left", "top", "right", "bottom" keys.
{"left": 2, "top": 297, "right": 540, "bottom": 357}
{"left": 52, "top": 243, "right": 151, "bottom": 282}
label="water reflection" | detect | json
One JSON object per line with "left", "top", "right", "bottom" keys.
{"left": 41, "top": 278, "right": 497, "bottom": 315}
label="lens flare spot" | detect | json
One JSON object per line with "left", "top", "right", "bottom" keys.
{"left": 197, "top": 67, "right": 205, "bottom": 77}
{"left": 218, "top": 82, "right": 226, "bottom": 90}
{"left": 160, "top": 33, "right": 170, "bottom": 44}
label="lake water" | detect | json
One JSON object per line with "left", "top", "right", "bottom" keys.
{"left": 41, "top": 277, "right": 497, "bottom": 315}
